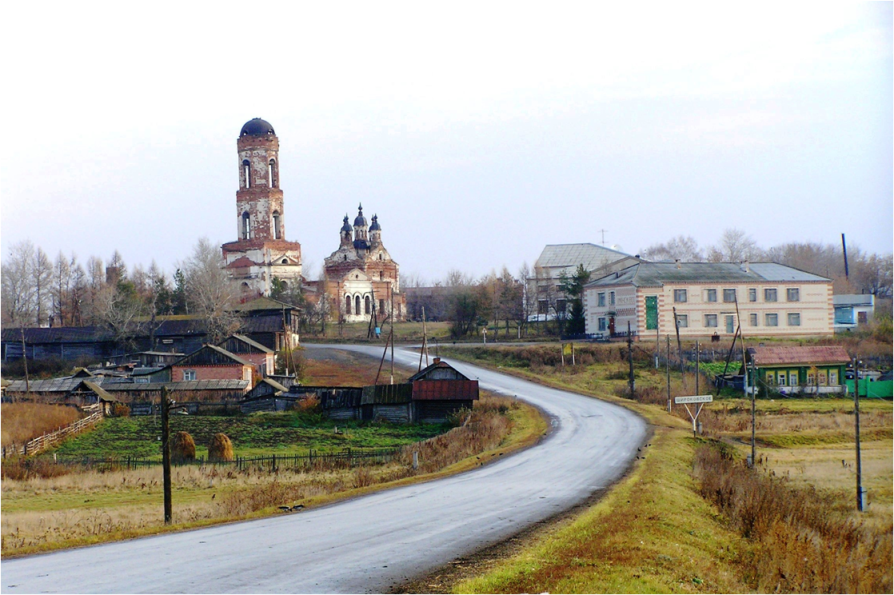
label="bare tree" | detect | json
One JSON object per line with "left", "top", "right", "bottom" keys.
{"left": 640, "top": 235, "right": 704, "bottom": 261}
{"left": 31, "top": 247, "right": 53, "bottom": 327}
{"left": 180, "top": 238, "right": 242, "bottom": 343}
{"left": 1, "top": 240, "right": 36, "bottom": 326}
{"left": 51, "top": 251, "right": 72, "bottom": 327}
{"left": 707, "top": 228, "right": 763, "bottom": 262}
{"left": 94, "top": 283, "right": 144, "bottom": 349}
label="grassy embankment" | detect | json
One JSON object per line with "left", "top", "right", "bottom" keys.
{"left": 0, "top": 349, "right": 547, "bottom": 557}
{"left": 437, "top": 343, "right": 892, "bottom": 593}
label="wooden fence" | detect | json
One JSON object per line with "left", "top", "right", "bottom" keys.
{"left": 2, "top": 410, "right": 104, "bottom": 459}
{"left": 39, "top": 448, "right": 402, "bottom": 472}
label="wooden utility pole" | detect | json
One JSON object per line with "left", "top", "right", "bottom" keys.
{"left": 695, "top": 340, "right": 700, "bottom": 396}
{"left": 390, "top": 284, "right": 394, "bottom": 385}
{"left": 672, "top": 307, "right": 684, "bottom": 388}
{"left": 750, "top": 360, "right": 756, "bottom": 468}
{"left": 161, "top": 387, "right": 172, "bottom": 525}
{"left": 21, "top": 328, "right": 30, "bottom": 397}
{"left": 666, "top": 335, "right": 671, "bottom": 413}
{"left": 627, "top": 322, "right": 634, "bottom": 398}
{"left": 854, "top": 358, "right": 864, "bottom": 511}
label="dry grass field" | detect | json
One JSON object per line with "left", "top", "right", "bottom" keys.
{"left": 1, "top": 403, "right": 83, "bottom": 446}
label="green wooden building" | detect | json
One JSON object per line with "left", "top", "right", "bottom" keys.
{"left": 745, "top": 345, "right": 851, "bottom": 396}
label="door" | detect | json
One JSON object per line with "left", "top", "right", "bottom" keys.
{"left": 725, "top": 315, "right": 735, "bottom": 334}
{"left": 645, "top": 296, "right": 658, "bottom": 330}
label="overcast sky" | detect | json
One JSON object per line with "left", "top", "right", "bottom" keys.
{"left": 2, "top": 3, "right": 891, "bottom": 283}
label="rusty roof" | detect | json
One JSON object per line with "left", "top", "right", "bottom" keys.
{"left": 746, "top": 346, "right": 851, "bottom": 366}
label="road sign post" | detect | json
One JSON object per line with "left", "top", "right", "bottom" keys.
{"left": 674, "top": 395, "right": 713, "bottom": 434}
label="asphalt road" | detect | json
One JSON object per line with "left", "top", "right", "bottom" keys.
{"left": 1, "top": 345, "right": 647, "bottom": 594}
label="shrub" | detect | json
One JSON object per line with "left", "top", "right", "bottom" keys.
{"left": 110, "top": 403, "right": 130, "bottom": 418}
{"left": 207, "top": 433, "right": 234, "bottom": 463}
{"left": 170, "top": 431, "right": 196, "bottom": 463}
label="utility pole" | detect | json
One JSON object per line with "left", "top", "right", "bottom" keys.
{"left": 666, "top": 335, "right": 671, "bottom": 413}
{"left": 390, "top": 284, "right": 394, "bottom": 385}
{"left": 161, "top": 387, "right": 172, "bottom": 524}
{"left": 695, "top": 340, "right": 700, "bottom": 396}
{"left": 627, "top": 321, "right": 634, "bottom": 398}
{"left": 855, "top": 358, "right": 864, "bottom": 511}
{"left": 750, "top": 360, "right": 756, "bottom": 468}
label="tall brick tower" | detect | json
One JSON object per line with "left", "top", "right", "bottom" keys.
{"left": 222, "top": 118, "right": 303, "bottom": 297}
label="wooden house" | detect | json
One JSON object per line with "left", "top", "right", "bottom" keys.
{"left": 219, "top": 334, "right": 275, "bottom": 376}
{"left": 745, "top": 346, "right": 851, "bottom": 396}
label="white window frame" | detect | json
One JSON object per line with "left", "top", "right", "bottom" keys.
{"left": 676, "top": 314, "right": 689, "bottom": 328}
{"left": 749, "top": 313, "right": 758, "bottom": 327}
{"left": 183, "top": 369, "right": 196, "bottom": 381}
{"left": 723, "top": 288, "right": 737, "bottom": 303}
{"left": 705, "top": 289, "right": 717, "bottom": 303}
{"left": 787, "top": 313, "right": 801, "bottom": 326}
{"left": 704, "top": 314, "right": 718, "bottom": 328}
{"left": 786, "top": 288, "right": 800, "bottom": 302}
{"left": 674, "top": 289, "right": 687, "bottom": 303}
{"left": 748, "top": 288, "right": 757, "bottom": 302}
{"left": 765, "top": 313, "right": 778, "bottom": 327}
{"left": 765, "top": 288, "right": 778, "bottom": 302}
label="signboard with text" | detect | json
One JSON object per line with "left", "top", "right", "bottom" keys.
{"left": 675, "top": 395, "right": 714, "bottom": 404}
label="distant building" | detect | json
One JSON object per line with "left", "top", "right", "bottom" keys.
{"left": 222, "top": 118, "right": 303, "bottom": 297}
{"left": 832, "top": 294, "right": 875, "bottom": 332}
{"left": 584, "top": 261, "right": 834, "bottom": 339}
{"left": 317, "top": 205, "right": 406, "bottom": 323}
{"left": 745, "top": 346, "right": 850, "bottom": 395}
{"left": 528, "top": 243, "right": 636, "bottom": 321}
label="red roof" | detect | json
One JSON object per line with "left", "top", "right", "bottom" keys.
{"left": 747, "top": 346, "right": 851, "bottom": 366}
{"left": 412, "top": 380, "right": 479, "bottom": 401}
{"left": 226, "top": 256, "right": 256, "bottom": 269}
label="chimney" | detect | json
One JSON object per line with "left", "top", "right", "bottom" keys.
{"left": 433, "top": 357, "right": 441, "bottom": 364}
{"left": 741, "top": 260, "right": 750, "bottom": 273}
{"left": 675, "top": 259, "right": 681, "bottom": 270}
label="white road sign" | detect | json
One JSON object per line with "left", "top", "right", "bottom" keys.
{"left": 675, "top": 395, "right": 714, "bottom": 404}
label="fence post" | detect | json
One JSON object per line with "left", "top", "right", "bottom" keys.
{"left": 272, "top": 454, "right": 276, "bottom": 473}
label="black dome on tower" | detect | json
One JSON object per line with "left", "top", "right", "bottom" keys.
{"left": 353, "top": 204, "right": 368, "bottom": 227}
{"left": 341, "top": 215, "right": 353, "bottom": 233}
{"left": 240, "top": 118, "right": 276, "bottom": 137}
{"left": 369, "top": 215, "right": 381, "bottom": 231}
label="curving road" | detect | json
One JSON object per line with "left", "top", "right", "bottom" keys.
{"left": 1, "top": 345, "right": 647, "bottom": 594}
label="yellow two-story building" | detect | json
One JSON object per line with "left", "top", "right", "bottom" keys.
{"left": 584, "top": 261, "right": 833, "bottom": 340}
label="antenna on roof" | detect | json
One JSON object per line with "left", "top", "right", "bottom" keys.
{"left": 598, "top": 229, "right": 608, "bottom": 245}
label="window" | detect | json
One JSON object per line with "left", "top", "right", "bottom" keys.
{"left": 598, "top": 317, "right": 607, "bottom": 331}
{"left": 704, "top": 314, "right": 718, "bottom": 327}
{"left": 705, "top": 289, "right": 717, "bottom": 302}
{"left": 379, "top": 299, "right": 385, "bottom": 313}
{"left": 609, "top": 291, "right": 615, "bottom": 306}
{"left": 829, "top": 371, "right": 838, "bottom": 385}
{"left": 676, "top": 314, "right": 689, "bottom": 328}
{"left": 379, "top": 271, "right": 384, "bottom": 281}
{"left": 818, "top": 371, "right": 827, "bottom": 385}
{"left": 242, "top": 160, "right": 251, "bottom": 188}
{"left": 748, "top": 288, "right": 757, "bottom": 302}
{"left": 355, "top": 295, "right": 361, "bottom": 315}
{"left": 183, "top": 370, "right": 196, "bottom": 381}
{"left": 135, "top": 377, "right": 149, "bottom": 384}
{"left": 364, "top": 295, "right": 371, "bottom": 314}
{"left": 766, "top": 372, "right": 776, "bottom": 385}
{"left": 787, "top": 313, "right": 801, "bottom": 326}
{"left": 674, "top": 289, "right": 687, "bottom": 303}
{"left": 272, "top": 211, "right": 281, "bottom": 239}
{"left": 597, "top": 292, "right": 606, "bottom": 307}
{"left": 764, "top": 288, "right": 777, "bottom": 302}
{"left": 345, "top": 295, "right": 352, "bottom": 314}
{"left": 765, "top": 313, "right": 778, "bottom": 327}
{"left": 556, "top": 299, "right": 567, "bottom": 313}
{"left": 723, "top": 289, "right": 737, "bottom": 303}
{"left": 778, "top": 373, "right": 787, "bottom": 386}
{"left": 749, "top": 313, "right": 758, "bottom": 327}
{"left": 807, "top": 373, "right": 815, "bottom": 385}
{"left": 538, "top": 300, "right": 548, "bottom": 315}
{"left": 268, "top": 159, "right": 277, "bottom": 188}
{"left": 786, "top": 288, "right": 800, "bottom": 302}
{"left": 789, "top": 372, "right": 798, "bottom": 386}
{"left": 241, "top": 212, "right": 251, "bottom": 240}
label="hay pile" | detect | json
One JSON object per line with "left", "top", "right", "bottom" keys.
{"left": 170, "top": 431, "right": 196, "bottom": 463}
{"left": 207, "top": 433, "right": 234, "bottom": 462}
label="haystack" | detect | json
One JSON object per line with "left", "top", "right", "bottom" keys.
{"left": 170, "top": 431, "right": 196, "bottom": 463}
{"left": 207, "top": 433, "right": 234, "bottom": 462}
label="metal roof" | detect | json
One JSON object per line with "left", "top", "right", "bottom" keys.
{"left": 586, "top": 262, "right": 830, "bottom": 288}
{"left": 535, "top": 244, "right": 631, "bottom": 273}
{"left": 104, "top": 380, "right": 249, "bottom": 391}
{"left": 225, "top": 334, "right": 274, "bottom": 354}
{"left": 746, "top": 346, "right": 851, "bottom": 366}
{"left": 832, "top": 294, "right": 875, "bottom": 307}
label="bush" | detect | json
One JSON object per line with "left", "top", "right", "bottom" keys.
{"left": 110, "top": 403, "right": 130, "bottom": 418}
{"left": 207, "top": 433, "right": 234, "bottom": 463}
{"left": 170, "top": 431, "right": 196, "bottom": 463}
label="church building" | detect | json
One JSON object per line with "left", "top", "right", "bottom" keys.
{"left": 221, "top": 118, "right": 303, "bottom": 297}
{"left": 322, "top": 205, "right": 406, "bottom": 323}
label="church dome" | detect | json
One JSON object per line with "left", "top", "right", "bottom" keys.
{"left": 369, "top": 215, "right": 381, "bottom": 231}
{"left": 240, "top": 118, "right": 276, "bottom": 137}
{"left": 353, "top": 204, "right": 368, "bottom": 227}
{"left": 341, "top": 215, "right": 353, "bottom": 233}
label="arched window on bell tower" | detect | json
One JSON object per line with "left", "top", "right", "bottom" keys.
{"left": 272, "top": 211, "right": 281, "bottom": 240}
{"left": 355, "top": 295, "right": 361, "bottom": 315}
{"left": 242, "top": 160, "right": 251, "bottom": 189}
{"left": 241, "top": 212, "right": 251, "bottom": 240}
{"left": 268, "top": 159, "right": 277, "bottom": 188}
{"left": 345, "top": 295, "right": 352, "bottom": 314}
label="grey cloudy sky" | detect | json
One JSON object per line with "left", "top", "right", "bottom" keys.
{"left": 2, "top": 3, "right": 891, "bottom": 283}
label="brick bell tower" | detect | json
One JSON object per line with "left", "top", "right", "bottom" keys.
{"left": 222, "top": 118, "right": 303, "bottom": 297}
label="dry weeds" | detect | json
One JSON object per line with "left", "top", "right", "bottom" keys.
{"left": 1, "top": 403, "right": 83, "bottom": 446}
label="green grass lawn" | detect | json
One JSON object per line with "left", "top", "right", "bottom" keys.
{"left": 51, "top": 413, "right": 451, "bottom": 460}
